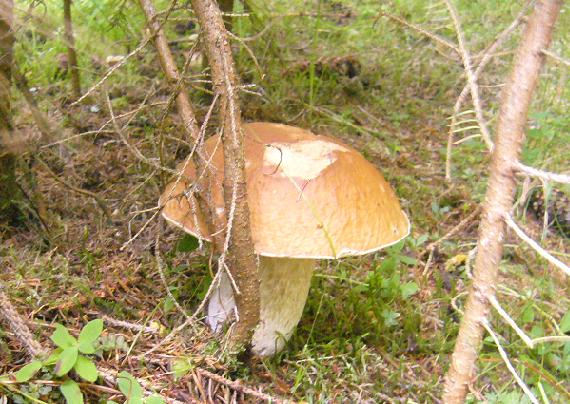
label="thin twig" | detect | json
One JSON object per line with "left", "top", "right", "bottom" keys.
{"left": 514, "top": 161, "right": 570, "bottom": 184}
{"left": 380, "top": 11, "right": 459, "bottom": 53}
{"left": 444, "top": 0, "right": 493, "bottom": 151}
{"left": 489, "top": 295, "right": 535, "bottom": 348}
{"left": 481, "top": 320, "right": 539, "bottom": 404}
{"left": 445, "top": 1, "right": 531, "bottom": 180}
{"left": 426, "top": 206, "right": 481, "bottom": 252}
{"left": 504, "top": 213, "right": 570, "bottom": 276}
{"left": 542, "top": 48, "right": 570, "bottom": 66}
{"left": 71, "top": 37, "right": 151, "bottom": 106}
{"left": 489, "top": 296, "right": 570, "bottom": 349}
{"left": 227, "top": 30, "right": 264, "bottom": 79}
{"left": 105, "top": 92, "right": 177, "bottom": 176}
{"left": 195, "top": 368, "right": 283, "bottom": 403}
{"left": 422, "top": 207, "right": 481, "bottom": 276}
{"left": 101, "top": 315, "right": 159, "bottom": 335}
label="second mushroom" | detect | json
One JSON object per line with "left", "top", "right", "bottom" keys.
{"left": 161, "top": 122, "right": 410, "bottom": 356}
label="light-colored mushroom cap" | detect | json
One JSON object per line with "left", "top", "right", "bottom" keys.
{"left": 160, "top": 122, "right": 410, "bottom": 259}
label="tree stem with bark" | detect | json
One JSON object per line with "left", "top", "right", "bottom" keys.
{"left": 443, "top": 1, "right": 562, "bottom": 402}
{"left": 63, "top": 0, "right": 81, "bottom": 99}
{"left": 0, "top": 0, "right": 19, "bottom": 224}
{"left": 190, "top": 0, "right": 260, "bottom": 347}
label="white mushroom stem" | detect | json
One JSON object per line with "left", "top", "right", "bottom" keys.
{"left": 206, "top": 257, "right": 315, "bottom": 356}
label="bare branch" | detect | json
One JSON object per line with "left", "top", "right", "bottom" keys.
{"left": 138, "top": 0, "right": 225, "bottom": 254}
{"left": 380, "top": 11, "right": 459, "bottom": 53}
{"left": 489, "top": 295, "right": 570, "bottom": 349}
{"left": 481, "top": 320, "right": 539, "bottom": 404}
{"left": 443, "top": 0, "right": 493, "bottom": 151}
{"left": 504, "top": 213, "right": 570, "bottom": 276}
{"left": 446, "top": 1, "right": 531, "bottom": 180}
{"left": 71, "top": 38, "right": 150, "bottom": 106}
{"left": 101, "top": 315, "right": 159, "bottom": 335}
{"left": 542, "top": 48, "right": 570, "bottom": 66}
{"left": 514, "top": 161, "right": 570, "bottom": 184}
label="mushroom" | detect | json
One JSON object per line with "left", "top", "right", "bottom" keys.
{"left": 160, "top": 122, "right": 410, "bottom": 356}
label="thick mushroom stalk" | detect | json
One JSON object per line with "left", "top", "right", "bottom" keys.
{"left": 207, "top": 257, "right": 315, "bottom": 356}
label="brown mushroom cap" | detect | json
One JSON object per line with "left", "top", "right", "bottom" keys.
{"left": 161, "top": 122, "right": 410, "bottom": 259}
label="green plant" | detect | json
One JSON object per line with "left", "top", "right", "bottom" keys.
{"left": 11, "top": 319, "right": 104, "bottom": 404}
{"left": 8, "top": 320, "right": 167, "bottom": 403}
{"left": 108, "top": 371, "right": 164, "bottom": 404}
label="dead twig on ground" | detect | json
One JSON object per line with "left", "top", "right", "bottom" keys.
{"left": 0, "top": 287, "right": 47, "bottom": 358}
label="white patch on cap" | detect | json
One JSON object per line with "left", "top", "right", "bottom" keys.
{"left": 263, "top": 140, "right": 349, "bottom": 180}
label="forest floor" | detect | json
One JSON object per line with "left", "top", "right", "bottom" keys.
{"left": 1, "top": 0, "right": 569, "bottom": 402}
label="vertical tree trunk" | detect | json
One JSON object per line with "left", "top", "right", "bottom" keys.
{"left": 63, "top": 0, "right": 81, "bottom": 99}
{"left": 443, "top": 1, "right": 562, "bottom": 402}
{"left": 190, "top": 0, "right": 260, "bottom": 348}
{"left": 0, "top": 0, "right": 18, "bottom": 223}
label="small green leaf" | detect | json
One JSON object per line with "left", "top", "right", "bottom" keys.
{"left": 388, "top": 240, "right": 405, "bottom": 253}
{"left": 399, "top": 255, "right": 417, "bottom": 266}
{"left": 381, "top": 309, "right": 400, "bottom": 327}
{"left": 521, "top": 304, "right": 535, "bottom": 324}
{"left": 43, "top": 348, "right": 63, "bottom": 366}
{"left": 78, "top": 341, "right": 96, "bottom": 355}
{"left": 171, "top": 357, "right": 193, "bottom": 380}
{"left": 414, "top": 234, "right": 429, "bottom": 247}
{"left": 176, "top": 234, "right": 199, "bottom": 253}
{"left": 400, "top": 281, "right": 419, "bottom": 299}
{"left": 15, "top": 360, "right": 43, "bottom": 382}
{"left": 560, "top": 310, "right": 570, "bottom": 334}
{"left": 117, "top": 371, "right": 143, "bottom": 402}
{"left": 78, "top": 319, "right": 104, "bottom": 346}
{"left": 60, "top": 379, "right": 84, "bottom": 404}
{"left": 378, "top": 257, "right": 397, "bottom": 273}
{"left": 74, "top": 355, "right": 98, "bottom": 382}
{"left": 530, "top": 325, "right": 545, "bottom": 339}
{"left": 51, "top": 324, "right": 78, "bottom": 349}
{"left": 145, "top": 395, "right": 165, "bottom": 404}
{"left": 163, "top": 296, "right": 175, "bottom": 314}
{"left": 55, "top": 346, "right": 79, "bottom": 376}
